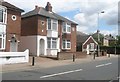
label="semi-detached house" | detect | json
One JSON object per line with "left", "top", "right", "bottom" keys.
{"left": 20, "top": 2, "right": 78, "bottom": 56}
{"left": 0, "top": 1, "right": 24, "bottom": 52}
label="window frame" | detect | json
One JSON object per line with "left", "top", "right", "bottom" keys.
{"left": 47, "top": 18, "right": 58, "bottom": 31}
{"left": 62, "top": 22, "right": 71, "bottom": 33}
{"left": 47, "top": 38, "right": 57, "bottom": 49}
{"left": 62, "top": 40, "right": 71, "bottom": 49}
{"left": 0, "top": 33, "right": 6, "bottom": 50}
{"left": 0, "top": 6, "right": 7, "bottom": 24}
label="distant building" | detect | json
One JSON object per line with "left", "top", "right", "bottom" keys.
{"left": 103, "top": 34, "right": 115, "bottom": 46}
{"left": 77, "top": 31, "right": 98, "bottom": 54}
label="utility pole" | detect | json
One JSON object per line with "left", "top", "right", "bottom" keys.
{"left": 97, "top": 11, "right": 104, "bottom": 57}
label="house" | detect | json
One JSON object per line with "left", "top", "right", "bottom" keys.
{"left": 103, "top": 34, "right": 115, "bottom": 46}
{"left": 0, "top": 1, "right": 24, "bottom": 52}
{"left": 77, "top": 31, "right": 98, "bottom": 54}
{"left": 20, "top": 2, "right": 78, "bottom": 56}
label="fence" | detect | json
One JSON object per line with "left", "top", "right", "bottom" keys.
{"left": 0, "top": 49, "right": 29, "bottom": 64}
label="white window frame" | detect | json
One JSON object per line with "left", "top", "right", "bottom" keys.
{"left": 62, "top": 40, "right": 71, "bottom": 49}
{"left": 62, "top": 22, "right": 71, "bottom": 33}
{"left": 47, "top": 38, "right": 57, "bottom": 49}
{"left": 47, "top": 18, "right": 58, "bottom": 31}
{"left": 0, "top": 33, "right": 6, "bottom": 50}
{"left": 89, "top": 43, "right": 94, "bottom": 51}
{"left": 0, "top": 6, "right": 7, "bottom": 24}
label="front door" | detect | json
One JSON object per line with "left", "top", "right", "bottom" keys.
{"left": 40, "top": 39, "right": 45, "bottom": 55}
{"left": 10, "top": 37, "right": 18, "bottom": 52}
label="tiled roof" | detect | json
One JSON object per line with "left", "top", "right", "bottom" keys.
{"left": 77, "top": 31, "right": 90, "bottom": 43}
{"left": 22, "top": 7, "right": 57, "bottom": 19}
{"left": 22, "top": 7, "right": 78, "bottom": 25}
{"left": 2, "top": 1, "right": 24, "bottom": 12}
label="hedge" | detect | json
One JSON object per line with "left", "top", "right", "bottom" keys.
{"left": 100, "top": 46, "right": 120, "bottom": 54}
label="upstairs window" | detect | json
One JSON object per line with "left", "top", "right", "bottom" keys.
{"left": 47, "top": 18, "right": 58, "bottom": 31}
{"left": 0, "top": 9, "right": 3, "bottom": 22}
{"left": 48, "top": 18, "right": 51, "bottom": 29}
{"left": 0, "top": 7, "right": 7, "bottom": 24}
{"left": 62, "top": 22, "right": 71, "bottom": 33}
{"left": 52, "top": 20, "right": 57, "bottom": 31}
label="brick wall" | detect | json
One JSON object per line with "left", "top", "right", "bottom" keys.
{"left": 57, "top": 52, "right": 87, "bottom": 60}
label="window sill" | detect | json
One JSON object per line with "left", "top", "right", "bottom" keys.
{"left": 47, "top": 29, "right": 58, "bottom": 32}
{"left": 62, "top": 32, "right": 71, "bottom": 34}
{"left": 47, "top": 48, "right": 58, "bottom": 50}
{"left": 62, "top": 48, "right": 71, "bottom": 50}
{"left": 0, "top": 22, "right": 7, "bottom": 25}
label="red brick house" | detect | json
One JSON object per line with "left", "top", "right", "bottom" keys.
{"left": 77, "top": 32, "right": 98, "bottom": 54}
{"left": 0, "top": 1, "right": 24, "bottom": 52}
{"left": 20, "top": 2, "right": 78, "bottom": 56}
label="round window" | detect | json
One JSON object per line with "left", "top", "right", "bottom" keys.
{"left": 11, "top": 15, "right": 17, "bottom": 21}
{"left": 41, "top": 21, "right": 45, "bottom": 25}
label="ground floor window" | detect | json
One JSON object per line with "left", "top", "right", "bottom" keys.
{"left": 62, "top": 40, "right": 71, "bottom": 49}
{"left": 47, "top": 38, "right": 57, "bottom": 49}
{"left": 0, "top": 34, "right": 5, "bottom": 49}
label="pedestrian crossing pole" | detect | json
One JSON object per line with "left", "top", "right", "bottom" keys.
{"left": 32, "top": 56, "right": 35, "bottom": 66}
{"left": 73, "top": 54, "right": 75, "bottom": 62}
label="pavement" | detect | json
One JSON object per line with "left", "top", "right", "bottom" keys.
{"left": 0, "top": 54, "right": 118, "bottom": 73}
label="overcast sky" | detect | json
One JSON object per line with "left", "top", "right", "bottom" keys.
{"left": 4, "top": 0, "right": 120, "bottom": 36}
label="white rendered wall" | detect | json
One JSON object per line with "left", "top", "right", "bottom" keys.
{"left": 19, "top": 36, "right": 37, "bottom": 56}
{"left": 47, "top": 30, "right": 58, "bottom": 38}
{"left": 0, "top": 49, "right": 29, "bottom": 64}
{"left": 37, "top": 35, "right": 47, "bottom": 56}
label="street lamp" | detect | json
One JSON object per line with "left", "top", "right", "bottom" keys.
{"left": 97, "top": 11, "right": 105, "bottom": 57}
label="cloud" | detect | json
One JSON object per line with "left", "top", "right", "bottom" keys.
{"left": 4, "top": 0, "right": 119, "bottom": 35}
{"left": 100, "top": 30, "right": 117, "bottom": 36}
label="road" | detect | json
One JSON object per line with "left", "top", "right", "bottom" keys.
{"left": 1, "top": 57, "right": 119, "bottom": 81}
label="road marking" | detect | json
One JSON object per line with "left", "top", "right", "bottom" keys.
{"left": 96, "top": 63, "right": 112, "bottom": 68}
{"left": 40, "top": 69, "right": 83, "bottom": 79}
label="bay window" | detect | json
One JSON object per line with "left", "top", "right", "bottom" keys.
{"left": 0, "top": 34, "right": 5, "bottom": 49}
{"left": 47, "top": 18, "right": 58, "bottom": 31}
{"left": 62, "top": 40, "right": 71, "bottom": 49}
{"left": 0, "top": 7, "right": 7, "bottom": 24}
{"left": 47, "top": 38, "right": 57, "bottom": 49}
{"left": 62, "top": 22, "right": 71, "bottom": 33}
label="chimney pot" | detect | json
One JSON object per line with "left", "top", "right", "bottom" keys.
{"left": 35, "top": 5, "right": 38, "bottom": 9}
{"left": 45, "top": 2, "right": 52, "bottom": 12}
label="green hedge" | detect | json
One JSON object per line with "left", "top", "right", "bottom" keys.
{"left": 100, "top": 46, "right": 120, "bottom": 54}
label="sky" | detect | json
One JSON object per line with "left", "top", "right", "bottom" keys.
{"left": 3, "top": 0, "right": 120, "bottom": 36}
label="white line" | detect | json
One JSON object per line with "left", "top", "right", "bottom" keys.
{"left": 40, "top": 69, "right": 83, "bottom": 79}
{"left": 104, "top": 63, "right": 112, "bottom": 66}
{"left": 96, "top": 63, "right": 112, "bottom": 68}
{"left": 96, "top": 64, "right": 105, "bottom": 68}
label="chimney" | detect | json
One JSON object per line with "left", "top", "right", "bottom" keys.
{"left": 0, "top": 0, "right": 4, "bottom": 5}
{"left": 45, "top": 2, "right": 52, "bottom": 12}
{"left": 35, "top": 5, "right": 38, "bottom": 9}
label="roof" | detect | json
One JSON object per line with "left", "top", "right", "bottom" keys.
{"left": 77, "top": 31, "right": 98, "bottom": 45}
{"left": 83, "top": 36, "right": 98, "bottom": 46}
{"left": 104, "top": 35, "right": 115, "bottom": 40}
{"left": 77, "top": 31, "right": 89, "bottom": 43}
{"left": 22, "top": 7, "right": 57, "bottom": 19}
{"left": 2, "top": 1, "right": 24, "bottom": 12}
{"left": 22, "top": 7, "right": 78, "bottom": 25}
{"left": 77, "top": 35, "right": 90, "bottom": 43}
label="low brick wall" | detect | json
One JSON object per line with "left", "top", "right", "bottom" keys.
{"left": 57, "top": 52, "right": 87, "bottom": 60}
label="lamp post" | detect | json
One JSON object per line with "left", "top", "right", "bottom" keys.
{"left": 97, "top": 11, "right": 104, "bottom": 57}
